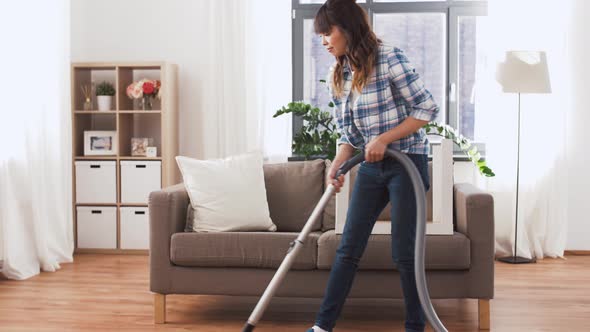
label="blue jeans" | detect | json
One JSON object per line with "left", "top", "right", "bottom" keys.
{"left": 315, "top": 153, "right": 430, "bottom": 332}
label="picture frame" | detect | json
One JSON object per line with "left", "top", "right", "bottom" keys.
{"left": 146, "top": 146, "right": 157, "bottom": 158}
{"left": 131, "top": 137, "right": 154, "bottom": 157}
{"left": 84, "top": 130, "right": 117, "bottom": 156}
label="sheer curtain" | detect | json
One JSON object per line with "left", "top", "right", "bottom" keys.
{"left": 201, "top": 0, "right": 292, "bottom": 162}
{"left": 473, "top": 0, "right": 574, "bottom": 259}
{"left": 0, "top": 0, "right": 73, "bottom": 279}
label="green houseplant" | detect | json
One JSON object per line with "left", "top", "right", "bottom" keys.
{"left": 274, "top": 101, "right": 340, "bottom": 161}
{"left": 274, "top": 88, "right": 495, "bottom": 177}
{"left": 96, "top": 81, "right": 115, "bottom": 111}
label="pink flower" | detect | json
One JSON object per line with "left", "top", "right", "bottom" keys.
{"left": 132, "top": 83, "right": 143, "bottom": 99}
{"left": 126, "top": 79, "right": 161, "bottom": 99}
{"left": 126, "top": 83, "right": 135, "bottom": 99}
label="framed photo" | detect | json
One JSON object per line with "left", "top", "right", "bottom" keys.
{"left": 131, "top": 137, "right": 153, "bottom": 157}
{"left": 146, "top": 146, "right": 157, "bottom": 158}
{"left": 84, "top": 131, "right": 117, "bottom": 156}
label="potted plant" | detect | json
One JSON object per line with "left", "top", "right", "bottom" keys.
{"left": 96, "top": 81, "right": 115, "bottom": 111}
{"left": 274, "top": 101, "right": 339, "bottom": 161}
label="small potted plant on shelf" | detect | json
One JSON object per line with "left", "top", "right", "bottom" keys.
{"left": 96, "top": 81, "right": 115, "bottom": 111}
{"left": 126, "top": 79, "right": 161, "bottom": 111}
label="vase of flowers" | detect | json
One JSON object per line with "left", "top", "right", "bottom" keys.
{"left": 96, "top": 81, "right": 115, "bottom": 111}
{"left": 126, "top": 79, "right": 161, "bottom": 111}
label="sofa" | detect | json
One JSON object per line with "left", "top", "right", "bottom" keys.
{"left": 149, "top": 159, "right": 495, "bottom": 329}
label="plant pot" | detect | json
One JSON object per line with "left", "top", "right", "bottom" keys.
{"left": 97, "top": 95, "right": 112, "bottom": 111}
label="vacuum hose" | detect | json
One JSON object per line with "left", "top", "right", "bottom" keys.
{"left": 243, "top": 148, "right": 447, "bottom": 332}
{"left": 335, "top": 149, "right": 447, "bottom": 332}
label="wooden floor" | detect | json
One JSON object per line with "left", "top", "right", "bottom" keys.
{"left": 0, "top": 254, "right": 589, "bottom": 331}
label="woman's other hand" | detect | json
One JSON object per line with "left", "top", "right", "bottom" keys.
{"left": 327, "top": 159, "right": 346, "bottom": 194}
{"left": 327, "top": 145, "right": 354, "bottom": 194}
{"left": 365, "top": 135, "right": 388, "bottom": 163}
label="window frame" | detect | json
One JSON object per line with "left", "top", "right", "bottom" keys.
{"left": 291, "top": 0, "right": 488, "bottom": 160}
{"left": 449, "top": 5, "right": 487, "bottom": 156}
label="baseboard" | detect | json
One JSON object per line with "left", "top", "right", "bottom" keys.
{"left": 564, "top": 250, "right": 590, "bottom": 256}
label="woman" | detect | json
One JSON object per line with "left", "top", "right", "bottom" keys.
{"left": 307, "top": 1, "right": 440, "bottom": 332}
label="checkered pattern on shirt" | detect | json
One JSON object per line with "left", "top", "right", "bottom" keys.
{"left": 328, "top": 44, "right": 440, "bottom": 155}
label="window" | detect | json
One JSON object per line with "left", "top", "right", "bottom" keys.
{"left": 292, "top": 0, "right": 487, "bottom": 155}
{"left": 458, "top": 15, "right": 477, "bottom": 140}
{"left": 373, "top": 12, "right": 446, "bottom": 125}
{"left": 454, "top": 11, "right": 486, "bottom": 142}
{"left": 303, "top": 19, "right": 333, "bottom": 115}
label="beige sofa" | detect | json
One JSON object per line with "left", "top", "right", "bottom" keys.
{"left": 149, "top": 159, "right": 494, "bottom": 329}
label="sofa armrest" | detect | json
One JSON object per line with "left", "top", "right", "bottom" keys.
{"left": 454, "top": 183, "right": 494, "bottom": 242}
{"left": 453, "top": 182, "right": 495, "bottom": 299}
{"left": 149, "top": 183, "right": 189, "bottom": 293}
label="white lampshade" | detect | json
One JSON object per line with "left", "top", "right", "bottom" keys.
{"left": 496, "top": 51, "right": 552, "bottom": 94}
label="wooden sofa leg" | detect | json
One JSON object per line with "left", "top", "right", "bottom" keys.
{"left": 478, "top": 299, "right": 490, "bottom": 330}
{"left": 154, "top": 293, "right": 166, "bottom": 324}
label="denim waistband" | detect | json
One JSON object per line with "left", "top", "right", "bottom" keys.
{"left": 361, "top": 153, "right": 428, "bottom": 167}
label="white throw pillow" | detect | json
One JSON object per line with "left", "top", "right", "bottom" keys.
{"left": 175, "top": 150, "right": 277, "bottom": 232}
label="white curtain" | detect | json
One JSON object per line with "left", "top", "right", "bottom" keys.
{"left": 201, "top": 0, "right": 293, "bottom": 162}
{"left": 0, "top": 0, "right": 73, "bottom": 279}
{"left": 473, "top": 0, "right": 576, "bottom": 259}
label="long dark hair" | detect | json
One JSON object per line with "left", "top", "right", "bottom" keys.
{"left": 314, "top": 0, "right": 381, "bottom": 98}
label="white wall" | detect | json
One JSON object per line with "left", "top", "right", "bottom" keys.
{"left": 566, "top": 0, "right": 590, "bottom": 250}
{"left": 71, "top": 0, "right": 208, "bottom": 158}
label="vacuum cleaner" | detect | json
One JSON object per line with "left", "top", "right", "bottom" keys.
{"left": 242, "top": 148, "right": 448, "bottom": 332}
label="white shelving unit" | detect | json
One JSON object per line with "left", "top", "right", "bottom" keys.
{"left": 71, "top": 62, "right": 180, "bottom": 254}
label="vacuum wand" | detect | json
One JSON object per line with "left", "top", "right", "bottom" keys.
{"left": 243, "top": 148, "right": 448, "bottom": 332}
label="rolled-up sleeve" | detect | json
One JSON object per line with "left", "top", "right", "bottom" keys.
{"left": 387, "top": 48, "right": 440, "bottom": 122}
{"left": 327, "top": 66, "right": 352, "bottom": 147}
{"left": 334, "top": 98, "right": 350, "bottom": 146}
{"left": 337, "top": 129, "right": 350, "bottom": 146}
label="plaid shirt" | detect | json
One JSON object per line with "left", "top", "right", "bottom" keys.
{"left": 328, "top": 44, "right": 440, "bottom": 155}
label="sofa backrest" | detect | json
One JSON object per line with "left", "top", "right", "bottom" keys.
{"left": 262, "top": 159, "right": 325, "bottom": 232}
{"left": 263, "top": 158, "right": 433, "bottom": 233}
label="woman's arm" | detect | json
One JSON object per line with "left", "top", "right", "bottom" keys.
{"left": 379, "top": 48, "right": 440, "bottom": 145}
{"left": 364, "top": 117, "right": 428, "bottom": 162}
{"left": 377, "top": 117, "right": 429, "bottom": 145}
{"left": 364, "top": 48, "right": 439, "bottom": 162}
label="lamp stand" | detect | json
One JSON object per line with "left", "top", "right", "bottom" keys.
{"left": 498, "top": 92, "right": 536, "bottom": 264}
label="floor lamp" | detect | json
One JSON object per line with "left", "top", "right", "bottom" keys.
{"left": 495, "top": 51, "right": 552, "bottom": 264}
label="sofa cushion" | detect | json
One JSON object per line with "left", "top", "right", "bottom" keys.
{"left": 171, "top": 231, "right": 322, "bottom": 270}
{"left": 262, "top": 159, "right": 325, "bottom": 232}
{"left": 321, "top": 160, "right": 434, "bottom": 231}
{"left": 176, "top": 151, "right": 277, "bottom": 232}
{"left": 317, "top": 230, "right": 470, "bottom": 270}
